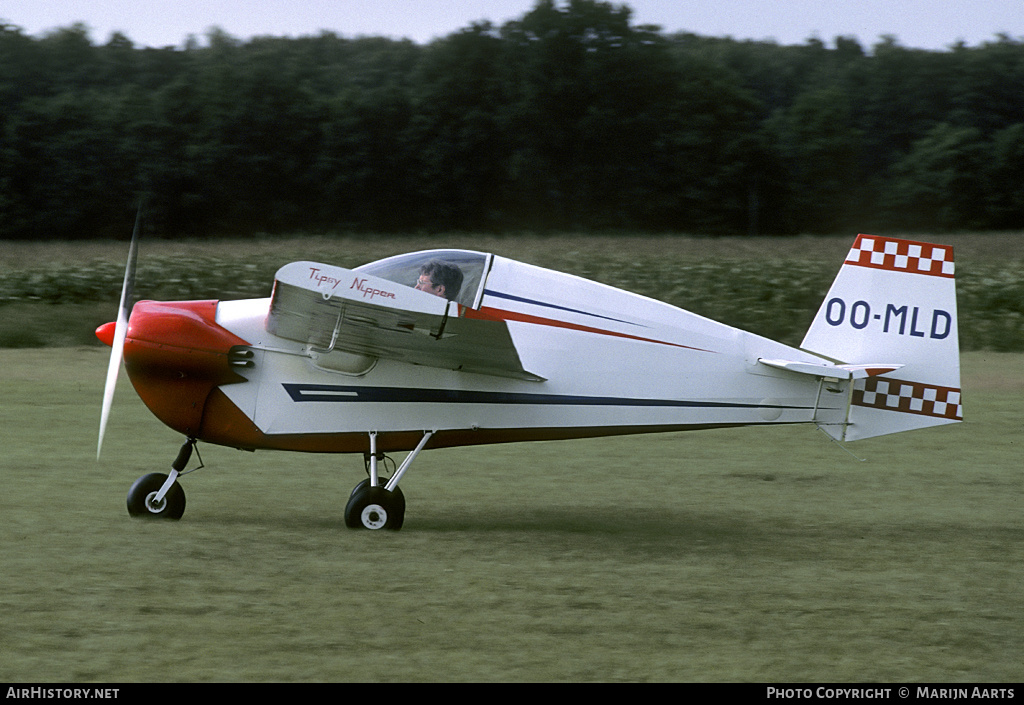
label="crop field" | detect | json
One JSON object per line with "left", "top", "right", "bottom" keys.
{"left": 2, "top": 231, "right": 1024, "bottom": 350}
{"left": 1, "top": 233, "right": 1022, "bottom": 682}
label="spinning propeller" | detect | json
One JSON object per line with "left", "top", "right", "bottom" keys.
{"left": 96, "top": 206, "right": 141, "bottom": 459}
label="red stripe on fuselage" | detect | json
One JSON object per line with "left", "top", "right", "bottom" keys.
{"left": 464, "top": 305, "right": 716, "bottom": 353}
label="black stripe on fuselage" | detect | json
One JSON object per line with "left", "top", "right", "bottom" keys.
{"left": 282, "top": 383, "right": 810, "bottom": 411}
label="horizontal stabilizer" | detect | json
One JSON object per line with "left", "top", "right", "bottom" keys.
{"left": 758, "top": 358, "right": 903, "bottom": 380}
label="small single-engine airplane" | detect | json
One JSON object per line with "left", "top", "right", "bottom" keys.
{"left": 97, "top": 227, "right": 961, "bottom": 530}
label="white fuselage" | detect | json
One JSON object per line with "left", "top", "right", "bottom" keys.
{"left": 209, "top": 253, "right": 844, "bottom": 451}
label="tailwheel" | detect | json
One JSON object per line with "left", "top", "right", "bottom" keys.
{"left": 344, "top": 482, "right": 405, "bottom": 530}
{"left": 126, "top": 472, "right": 186, "bottom": 520}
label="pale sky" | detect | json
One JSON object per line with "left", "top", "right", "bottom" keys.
{"left": 3, "top": 0, "right": 1021, "bottom": 51}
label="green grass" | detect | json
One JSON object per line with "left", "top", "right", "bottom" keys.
{"left": 1, "top": 348, "right": 1021, "bottom": 682}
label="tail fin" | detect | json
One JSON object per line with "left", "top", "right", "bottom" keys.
{"left": 802, "top": 234, "right": 962, "bottom": 441}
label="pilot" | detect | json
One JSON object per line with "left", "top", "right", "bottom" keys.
{"left": 415, "top": 260, "right": 463, "bottom": 302}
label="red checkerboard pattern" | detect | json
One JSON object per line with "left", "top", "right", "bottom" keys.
{"left": 852, "top": 377, "right": 962, "bottom": 420}
{"left": 846, "top": 235, "right": 955, "bottom": 278}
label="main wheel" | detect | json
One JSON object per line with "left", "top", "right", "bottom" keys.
{"left": 349, "top": 478, "right": 405, "bottom": 519}
{"left": 344, "top": 483, "right": 405, "bottom": 530}
{"left": 126, "top": 472, "right": 186, "bottom": 520}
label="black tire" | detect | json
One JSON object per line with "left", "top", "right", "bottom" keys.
{"left": 126, "top": 472, "right": 186, "bottom": 520}
{"left": 349, "top": 478, "right": 405, "bottom": 521}
{"left": 344, "top": 483, "right": 405, "bottom": 530}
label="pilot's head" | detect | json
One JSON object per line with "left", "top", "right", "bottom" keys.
{"left": 415, "top": 260, "right": 463, "bottom": 301}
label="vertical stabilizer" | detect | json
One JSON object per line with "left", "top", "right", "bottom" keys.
{"left": 802, "top": 235, "right": 962, "bottom": 441}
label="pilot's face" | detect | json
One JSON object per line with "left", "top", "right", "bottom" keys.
{"left": 415, "top": 274, "right": 445, "bottom": 298}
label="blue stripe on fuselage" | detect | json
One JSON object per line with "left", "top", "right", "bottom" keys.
{"left": 483, "top": 289, "right": 643, "bottom": 327}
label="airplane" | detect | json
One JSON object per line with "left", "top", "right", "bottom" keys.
{"left": 96, "top": 227, "right": 962, "bottom": 530}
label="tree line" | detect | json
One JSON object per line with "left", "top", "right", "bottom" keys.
{"left": 2, "top": 0, "right": 1023, "bottom": 240}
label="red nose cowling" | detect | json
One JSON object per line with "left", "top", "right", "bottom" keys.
{"left": 117, "top": 300, "right": 250, "bottom": 438}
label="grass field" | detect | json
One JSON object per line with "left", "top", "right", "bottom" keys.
{"left": 1, "top": 347, "right": 1021, "bottom": 682}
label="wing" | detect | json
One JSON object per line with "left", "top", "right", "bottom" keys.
{"left": 267, "top": 261, "right": 544, "bottom": 381}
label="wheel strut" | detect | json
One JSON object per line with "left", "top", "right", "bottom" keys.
{"left": 368, "top": 431, "right": 380, "bottom": 487}
{"left": 385, "top": 430, "right": 433, "bottom": 492}
{"left": 346, "top": 430, "right": 434, "bottom": 530}
{"left": 152, "top": 438, "right": 197, "bottom": 506}
{"left": 149, "top": 438, "right": 201, "bottom": 504}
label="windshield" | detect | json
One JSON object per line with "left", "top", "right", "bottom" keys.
{"left": 354, "top": 249, "right": 491, "bottom": 309}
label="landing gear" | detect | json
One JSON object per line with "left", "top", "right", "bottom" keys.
{"left": 122, "top": 433, "right": 435, "bottom": 529}
{"left": 126, "top": 472, "right": 186, "bottom": 519}
{"left": 344, "top": 430, "right": 432, "bottom": 531}
{"left": 345, "top": 483, "right": 405, "bottom": 530}
{"left": 126, "top": 439, "right": 197, "bottom": 520}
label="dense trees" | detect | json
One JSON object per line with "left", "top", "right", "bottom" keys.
{"left": 2, "top": 0, "right": 1023, "bottom": 239}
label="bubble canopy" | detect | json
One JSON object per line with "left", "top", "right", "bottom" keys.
{"left": 354, "top": 249, "right": 491, "bottom": 309}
